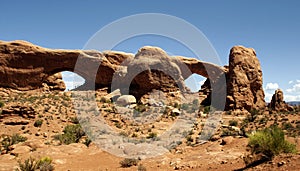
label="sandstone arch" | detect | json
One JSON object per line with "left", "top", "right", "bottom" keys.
{"left": 0, "top": 40, "right": 225, "bottom": 91}
{"left": 0, "top": 40, "right": 265, "bottom": 111}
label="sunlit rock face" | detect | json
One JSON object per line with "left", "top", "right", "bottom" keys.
{"left": 1, "top": 40, "right": 268, "bottom": 111}
{"left": 226, "top": 46, "right": 265, "bottom": 111}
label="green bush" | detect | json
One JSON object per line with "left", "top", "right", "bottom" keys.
{"left": 181, "top": 103, "right": 189, "bottom": 111}
{"left": 203, "top": 106, "right": 216, "bottom": 114}
{"left": 146, "top": 132, "right": 157, "bottom": 139}
{"left": 54, "top": 124, "right": 85, "bottom": 145}
{"left": 70, "top": 117, "right": 79, "bottom": 124}
{"left": 120, "top": 158, "right": 139, "bottom": 168}
{"left": 135, "top": 104, "right": 147, "bottom": 113}
{"left": 0, "top": 101, "right": 4, "bottom": 108}
{"left": 100, "top": 97, "right": 110, "bottom": 103}
{"left": 247, "top": 109, "right": 259, "bottom": 122}
{"left": 248, "top": 125, "right": 297, "bottom": 159}
{"left": 34, "top": 119, "right": 43, "bottom": 127}
{"left": 16, "top": 157, "right": 39, "bottom": 171}
{"left": 229, "top": 120, "right": 238, "bottom": 126}
{"left": 0, "top": 134, "right": 27, "bottom": 154}
{"left": 282, "top": 122, "right": 294, "bottom": 130}
{"left": 186, "top": 135, "right": 193, "bottom": 142}
{"left": 38, "top": 156, "right": 54, "bottom": 171}
{"left": 138, "top": 164, "right": 147, "bottom": 171}
{"left": 16, "top": 156, "right": 54, "bottom": 171}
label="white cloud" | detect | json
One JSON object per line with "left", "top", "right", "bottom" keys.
{"left": 265, "top": 92, "right": 273, "bottom": 103}
{"left": 280, "top": 80, "right": 300, "bottom": 102}
{"left": 265, "top": 83, "right": 279, "bottom": 91}
{"left": 284, "top": 94, "right": 300, "bottom": 102}
{"left": 286, "top": 83, "right": 300, "bottom": 94}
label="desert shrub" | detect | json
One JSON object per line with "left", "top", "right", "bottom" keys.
{"left": 186, "top": 135, "right": 193, "bottom": 142}
{"left": 70, "top": 117, "right": 79, "bottom": 124}
{"left": 282, "top": 122, "right": 294, "bottom": 130}
{"left": 146, "top": 132, "right": 157, "bottom": 139}
{"left": 0, "top": 134, "right": 27, "bottom": 154}
{"left": 138, "top": 164, "right": 147, "bottom": 171}
{"left": 27, "top": 96, "right": 39, "bottom": 103}
{"left": 38, "top": 156, "right": 54, "bottom": 171}
{"left": 248, "top": 125, "right": 297, "bottom": 159}
{"left": 192, "top": 99, "right": 199, "bottom": 105}
{"left": 229, "top": 120, "right": 238, "bottom": 126}
{"left": 247, "top": 109, "right": 259, "bottom": 122}
{"left": 16, "top": 157, "right": 39, "bottom": 171}
{"left": 34, "top": 119, "right": 43, "bottom": 127}
{"left": 203, "top": 106, "right": 216, "bottom": 114}
{"left": 0, "top": 100, "right": 4, "bottom": 108}
{"left": 119, "top": 131, "right": 128, "bottom": 137}
{"left": 16, "top": 156, "right": 54, "bottom": 171}
{"left": 100, "top": 97, "right": 110, "bottom": 103}
{"left": 120, "top": 158, "right": 139, "bottom": 168}
{"left": 181, "top": 103, "right": 189, "bottom": 111}
{"left": 135, "top": 104, "right": 147, "bottom": 113}
{"left": 221, "top": 128, "right": 239, "bottom": 137}
{"left": 61, "top": 94, "right": 70, "bottom": 101}
{"left": 258, "top": 117, "right": 267, "bottom": 125}
{"left": 10, "top": 134, "right": 27, "bottom": 144}
{"left": 54, "top": 124, "right": 85, "bottom": 145}
{"left": 172, "top": 102, "right": 180, "bottom": 109}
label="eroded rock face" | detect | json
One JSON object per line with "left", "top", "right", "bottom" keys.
{"left": 0, "top": 40, "right": 132, "bottom": 90}
{"left": 0, "top": 40, "right": 268, "bottom": 111}
{"left": 268, "top": 89, "right": 293, "bottom": 111}
{"left": 43, "top": 73, "right": 66, "bottom": 91}
{"left": 226, "top": 46, "right": 265, "bottom": 111}
{"left": 112, "top": 46, "right": 188, "bottom": 99}
{"left": 0, "top": 41, "right": 223, "bottom": 95}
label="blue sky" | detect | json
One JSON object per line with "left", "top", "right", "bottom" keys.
{"left": 1, "top": 0, "right": 300, "bottom": 102}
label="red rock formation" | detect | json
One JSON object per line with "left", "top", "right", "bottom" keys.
{"left": 226, "top": 46, "right": 265, "bottom": 111}
{"left": 268, "top": 89, "right": 294, "bottom": 111}
{"left": 0, "top": 40, "right": 225, "bottom": 97}
{"left": 0, "top": 40, "right": 267, "bottom": 111}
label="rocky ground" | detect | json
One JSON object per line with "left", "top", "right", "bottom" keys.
{"left": 0, "top": 88, "right": 299, "bottom": 171}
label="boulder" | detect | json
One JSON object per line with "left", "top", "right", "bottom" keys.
{"left": 10, "top": 145, "right": 31, "bottom": 155}
{"left": 116, "top": 95, "right": 136, "bottom": 106}
{"left": 104, "top": 89, "right": 121, "bottom": 100}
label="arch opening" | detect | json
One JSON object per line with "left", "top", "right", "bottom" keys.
{"left": 61, "top": 71, "right": 86, "bottom": 91}
{"left": 184, "top": 74, "right": 207, "bottom": 93}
